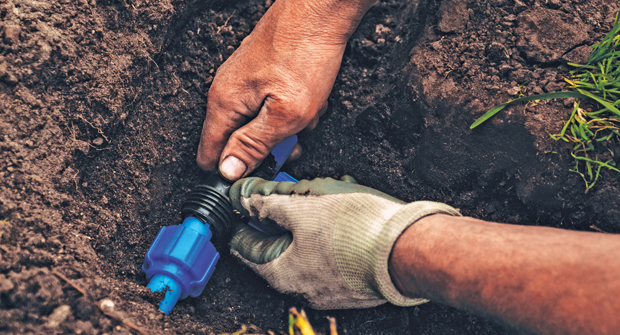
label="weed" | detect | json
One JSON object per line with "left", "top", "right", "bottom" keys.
{"left": 471, "top": 12, "right": 620, "bottom": 192}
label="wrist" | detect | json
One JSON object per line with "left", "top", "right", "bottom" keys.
{"left": 378, "top": 207, "right": 459, "bottom": 306}
{"left": 388, "top": 214, "right": 434, "bottom": 299}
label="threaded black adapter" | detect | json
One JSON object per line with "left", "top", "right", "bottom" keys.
{"left": 181, "top": 174, "right": 233, "bottom": 244}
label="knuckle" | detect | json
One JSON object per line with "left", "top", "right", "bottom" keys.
{"left": 234, "top": 133, "right": 272, "bottom": 160}
{"left": 265, "top": 96, "right": 317, "bottom": 128}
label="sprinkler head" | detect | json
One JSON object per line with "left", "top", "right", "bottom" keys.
{"left": 142, "top": 135, "right": 298, "bottom": 314}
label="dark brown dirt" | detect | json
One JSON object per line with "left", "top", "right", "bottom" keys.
{"left": 1, "top": 0, "right": 619, "bottom": 334}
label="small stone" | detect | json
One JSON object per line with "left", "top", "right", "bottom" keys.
{"left": 375, "top": 24, "right": 392, "bottom": 37}
{"left": 99, "top": 298, "right": 115, "bottom": 313}
{"left": 93, "top": 137, "right": 104, "bottom": 145}
{"left": 0, "top": 62, "right": 7, "bottom": 78}
{"left": 507, "top": 86, "right": 521, "bottom": 96}
{"left": 360, "top": 38, "right": 374, "bottom": 48}
{"left": 0, "top": 275, "right": 14, "bottom": 293}
{"left": 342, "top": 101, "right": 354, "bottom": 110}
{"left": 3, "top": 25, "right": 21, "bottom": 44}
{"left": 46, "top": 305, "right": 71, "bottom": 328}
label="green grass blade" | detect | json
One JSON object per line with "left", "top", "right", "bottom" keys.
{"left": 559, "top": 102, "right": 579, "bottom": 139}
{"left": 577, "top": 89, "right": 620, "bottom": 116}
{"left": 571, "top": 153, "right": 620, "bottom": 173}
{"left": 470, "top": 92, "right": 588, "bottom": 129}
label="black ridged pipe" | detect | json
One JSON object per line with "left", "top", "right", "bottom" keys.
{"left": 181, "top": 173, "right": 233, "bottom": 243}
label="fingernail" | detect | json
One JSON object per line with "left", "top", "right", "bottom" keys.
{"left": 220, "top": 156, "right": 247, "bottom": 181}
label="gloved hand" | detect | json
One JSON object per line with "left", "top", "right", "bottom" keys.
{"left": 229, "top": 176, "right": 461, "bottom": 310}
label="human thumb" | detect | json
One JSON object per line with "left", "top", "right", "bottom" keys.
{"left": 218, "top": 105, "right": 309, "bottom": 181}
{"left": 230, "top": 221, "right": 293, "bottom": 264}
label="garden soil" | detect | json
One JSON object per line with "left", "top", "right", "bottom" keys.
{"left": 1, "top": 0, "right": 619, "bottom": 334}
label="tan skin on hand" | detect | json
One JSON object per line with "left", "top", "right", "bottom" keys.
{"left": 197, "top": 0, "right": 378, "bottom": 181}
{"left": 390, "top": 214, "right": 620, "bottom": 335}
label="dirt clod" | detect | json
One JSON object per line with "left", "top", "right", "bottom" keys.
{"left": 437, "top": 0, "right": 469, "bottom": 33}
{"left": 3, "top": 25, "right": 20, "bottom": 44}
{"left": 516, "top": 8, "right": 590, "bottom": 63}
{"left": 45, "top": 305, "right": 71, "bottom": 329}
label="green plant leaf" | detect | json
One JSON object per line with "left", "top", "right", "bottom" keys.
{"left": 577, "top": 89, "right": 620, "bottom": 116}
{"left": 470, "top": 92, "right": 588, "bottom": 129}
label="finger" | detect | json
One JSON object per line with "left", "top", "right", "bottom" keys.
{"left": 230, "top": 221, "right": 293, "bottom": 264}
{"left": 304, "top": 114, "right": 320, "bottom": 132}
{"left": 219, "top": 98, "right": 312, "bottom": 181}
{"left": 318, "top": 100, "right": 328, "bottom": 117}
{"left": 196, "top": 91, "right": 253, "bottom": 171}
{"left": 303, "top": 101, "right": 327, "bottom": 132}
{"left": 287, "top": 143, "right": 302, "bottom": 162}
{"left": 339, "top": 175, "right": 358, "bottom": 184}
{"left": 230, "top": 176, "right": 400, "bottom": 214}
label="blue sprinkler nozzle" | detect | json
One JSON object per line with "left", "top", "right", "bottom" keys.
{"left": 142, "top": 135, "right": 298, "bottom": 314}
{"left": 143, "top": 217, "right": 219, "bottom": 314}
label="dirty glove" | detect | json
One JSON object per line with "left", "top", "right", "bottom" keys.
{"left": 229, "top": 176, "right": 460, "bottom": 309}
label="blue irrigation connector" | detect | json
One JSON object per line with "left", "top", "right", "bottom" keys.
{"left": 143, "top": 217, "right": 219, "bottom": 314}
{"left": 142, "top": 135, "right": 297, "bottom": 314}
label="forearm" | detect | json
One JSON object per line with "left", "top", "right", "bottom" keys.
{"left": 390, "top": 214, "right": 620, "bottom": 335}
{"left": 255, "top": 0, "right": 378, "bottom": 46}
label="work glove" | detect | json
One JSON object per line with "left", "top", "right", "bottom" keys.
{"left": 229, "top": 176, "right": 461, "bottom": 310}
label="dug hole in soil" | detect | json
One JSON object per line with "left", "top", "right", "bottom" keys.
{"left": 1, "top": 0, "right": 619, "bottom": 333}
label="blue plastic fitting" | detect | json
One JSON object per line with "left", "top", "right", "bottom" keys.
{"left": 143, "top": 217, "right": 219, "bottom": 314}
{"left": 142, "top": 135, "right": 298, "bottom": 314}
{"left": 274, "top": 171, "right": 299, "bottom": 183}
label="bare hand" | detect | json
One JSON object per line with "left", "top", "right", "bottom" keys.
{"left": 196, "top": 0, "right": 376, "bottom": 181}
